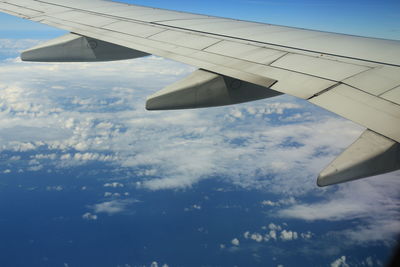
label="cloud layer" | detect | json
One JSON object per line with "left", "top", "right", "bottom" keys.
{"left": 0, "top": 39, "right": 399, "bottom": 251}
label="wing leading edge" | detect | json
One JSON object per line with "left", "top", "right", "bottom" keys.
{"left": 1, "top": 0, "right": 400, "bottom": 186}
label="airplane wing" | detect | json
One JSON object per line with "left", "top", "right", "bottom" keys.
{"left": 1, "top": 0, "right": 400, "bottom": 186}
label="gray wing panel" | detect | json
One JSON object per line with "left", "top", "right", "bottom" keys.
{"left": 382, "top": 86, "right": 400, "bottom": 104}
{"left": 27, "top": 14, "right": 342, "bottom": 99}
{"left": 2, "top": 0, "right": 399, "bottom": 65}
{"left": 310, "top": 85, "right": 400, "bottom": 143}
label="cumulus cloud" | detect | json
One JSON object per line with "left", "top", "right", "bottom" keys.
{"left": 300, "top": 231, "right": 313, "bottom": 239}
{"left": 74, "top": 152, "right": 115, "bottom": 162}
{"left": 269, "top": 230, "right": 277, "bottom": 241}
{"left": 243, "top": 231, "right": 250, "bottom": 239}
{"left": 231, "top": 238, "right": 240, "bottom": 246}
{"left": 82, "top": 212, "right": 98, "bottom": 220}
{"left": 0, "top": 39, "right": 42, "bottom": 58}
{"left": 0, "top": 126, "right": 71, "bottom": 142}
{"left": 91, "top": 199, "right": 139, "bottom": 215}
{"left": 261, "top": 197, "right": 297, "bottom": 207}
{"left": 104, "top": 192, "right": 121, "bottom": 198}
{"left": 0, "top": 39, "right": 399, "bottom": 254}
{"left": 104, "top": 182, "right": 124, "bottom": 188}
{"left": 280, "top": 230, "right": 298, "bottom": 241}
{"left": 361, "top": 256, "right": 381, "bottom": 267}
{"left": 244, "top": 223, "right": 312, "bottom": 243}
{"left": 261, "top": 200, "right": 276, "bottom": 206}
{"left": 0, "top": 50, "right": 367, "bottom": 195}
{"left": 33, "top": 153, "right": 57, "bottom": 160}
{"left": 278, "top": 177, "right": 400, "bottom": 244}
{"left": 330, "top": 256, "right": 349, "bottom": 267}
{"left": 268, "top": 223, "right": 282, "bottom": 231}
{"left": 250, "top": 233, "right": 263, "bottom": 242}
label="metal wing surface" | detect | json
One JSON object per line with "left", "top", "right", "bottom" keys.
{"left": 1, "top": 0, "right": 400, "bottom": 186}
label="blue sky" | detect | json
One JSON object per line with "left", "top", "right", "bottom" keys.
{"left": 1, "top": 0, "right": 399, "bottom": 39}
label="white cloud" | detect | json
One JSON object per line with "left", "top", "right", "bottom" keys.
{"left": 0, "top": 126, "right": 71, "bottom": 142}
{"left": 250, "top": 233, "right": 263, "bottom": 242}
{"left": 60, "top": 154, "right": 71, "bottom": 160}
{"left": 243, "top": 231, "right": 250, "bottom": 239}
{"left": 82, "top": 212, "right": 98, "bottom": 220}
{"left": 269, "top": 230, "right": 277, "bottom": 240}
{"left": 0, "top": 39, "right": 42, "bottom": 58}
{"left": 268, "top": 223, "right": 282, "bottom": 231}
{"left": 280, "top": 230, "right": 298, "bottom": 241}
{"left": 92, "top": 199, "right": 138, "bottom": 215}
{"left": 278, "top": 197, "right": 297, "bottom": 205}
{"left": 278, "top": 177, "right": 400, "bottom": 244}
{"left": 300, "top": 231, "right": 313, "bottom": 239}
{"left": 46, "top": 185, "right": 63, "bottom": 191}
{"left": 104, "top": 192, "right": 121, "bottom": 198}
{"left": 231, "top": 238, "right": 240, "bottom": 246}
{"left": 141, "top": 175, "right": 204, "bottom": 191}
{"left": 33, "top": 153, "right": 57, "bottom": 160}
{"left": 244, "top": 223, "right": 310, "bottom": 243}
{"left": 104, "top": 182, "right": 124, "bottom": 188}
{"left": 278, "top": 200, "right": 363, "bottom": 221}
{"left": 261, "top": 200, "right": 276, "bottom": 206}
{"left": 149, "top": 261, "right": 168, "bottom": 267}
{"left": 0, "top": 39, "right": 399, "bottom": 253}
{"left": 0, "top": 52, "right": 367, "bottom": 195}
{"left": 330, "top": 256, "right": 349, "bottom": 267}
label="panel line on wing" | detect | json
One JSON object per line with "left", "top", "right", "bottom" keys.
{"left": 152, "top": 21, "right": 400, "bottom": 67}
{"left": 310, "top": 84, "right": 400, "bottom": 143}
{"left": 3, "top": 1, "right": 400, "bottom": 67}
{"left": 152, "top": 17, "right": 215, "bottom": 23}
{"left": 307, "top": 83, "right": 342, "bottom": 100}
{"left": 201, "top": 40, "right": 224, "bottom": 52}
{"left": 3, "top": 0, "right": 400, "bottom": 186}
{"left": 31, "top": 15, "right": 349, "bottom": 101}
{"left": 15, "top": 0, "right": 400, "bottom": 67}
